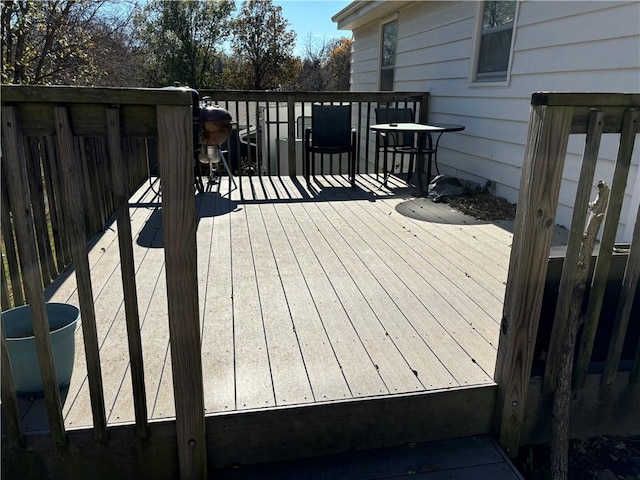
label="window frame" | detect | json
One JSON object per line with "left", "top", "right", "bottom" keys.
{"left": 470, "top": 0, "right": 519, "bottom": 85}
{"left": 379, "top": 16, "right": 398, "bottom": 91}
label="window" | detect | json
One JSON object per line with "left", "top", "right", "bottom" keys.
{"left": 380, "top": 20, "right": 397, "bottom": 91}
{"left": 475, "top": 0, "right": 517, "bottom": 81}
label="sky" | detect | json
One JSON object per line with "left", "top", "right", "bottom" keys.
{"left": 271, "top": 1, "right": 352, "bottom": 56}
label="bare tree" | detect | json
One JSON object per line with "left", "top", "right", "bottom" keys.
{"left": 297, "top": 34, "right": 351, "bottom": 91}
{"left": 2, "top": 0, "right": 142, "bottom": 85}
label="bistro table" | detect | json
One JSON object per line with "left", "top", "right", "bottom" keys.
{"left": 369, "top": 122, "right": 465, "bottom": 195}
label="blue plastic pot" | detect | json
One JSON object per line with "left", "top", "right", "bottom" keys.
{"left": 2, "top": 303, "right": 80, "bottom": 397}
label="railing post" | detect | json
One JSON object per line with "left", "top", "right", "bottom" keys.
{"left": 493, "top": 102, "right": 574, "bottom": 456}
{"left": 55, "top": 106, "right": 109, "bottom": 443}
{"left": 106, "top": 107, "right": 149, "bottom": 440}
{"left": 2, "top": 106, "right": 67, "bottom": 448}
{"left": 1, "top": 320, "right": 24, "bottom": 449}
{"left": 156, "top": 103, "right": 207, "bottom": 479}
{"left": 287, "top": 94, "right": 297, "bottom": 176}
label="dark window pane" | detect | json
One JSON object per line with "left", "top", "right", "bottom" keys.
{"left": 380, "top": 68, "right": 394, "bottom": 91}
{"left": 477, "top": 27, "right": 513, "bottom": 74}
{"left": 482, "top": 0, "right": 516, "bottom": 29}
{"left": 381, "top": 21, "right": 397, "bottom": 67}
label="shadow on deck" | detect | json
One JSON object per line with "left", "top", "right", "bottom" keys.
{"left": 6, "top": 173, "right": 561, "bottom": 477}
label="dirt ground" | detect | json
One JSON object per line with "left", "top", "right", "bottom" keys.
{"left": 445, "top": 192, "right": 517, "bottom": 221}
{"left": 514, "top": 435, "right": 640, "bottom": 480}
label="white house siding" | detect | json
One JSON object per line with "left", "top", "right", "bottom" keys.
{"left": 344, "top": 0, "right": 640, "bottom": 242}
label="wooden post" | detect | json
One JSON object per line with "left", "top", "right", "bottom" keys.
{"left": 543, "top": 110, "right": 604, "bottom": 392}
{"left": 2, "top": 106, "right": 67, "bottom": 448}
{"left": 54, "top": 106, "right": 108, "bottom": 443}
{"left": 156, "top": 104, "right": 207, "bottom": 480}
{"left": 602, "top": 187, "right": 640, "bottom": 384}
{"left": 287, "top": 95, "right": 297, "bottom": 177}
{"left": 1, "top": 176, "right": 24, "bottom": 306}
{"left": 493, "top": 103, "right": 574, "bottom": 456}
{"left": 1, "top": 320, "right": 24, "bottom": 449}
{"left": 106, "top": 107, "right": 149, "bottom": 440}
{"left": 575, "top": 109, "right": 640, "bottom": 387}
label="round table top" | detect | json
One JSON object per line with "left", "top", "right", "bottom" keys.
{"left": 370, "top": 122, "right": 465, "bottom": 133}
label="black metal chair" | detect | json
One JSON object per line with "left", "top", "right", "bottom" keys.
{"left": 374, "top": 107, "right": 434, "bottom": 186}
{"left": 304, "top": 104, "right": 357, "bottom": 187}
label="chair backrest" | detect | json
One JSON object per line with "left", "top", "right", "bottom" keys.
{"left": 311, "top": 104, "right": 352, "bottom": 148}
{"left": 375, "top": 107, "right": 414, "bottom": 124}
{"left": 375, "top": 107, "right": 415, "bottom": 146}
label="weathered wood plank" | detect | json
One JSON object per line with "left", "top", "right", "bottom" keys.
{"left": 264, "top": 198, "right": 373, "bottom": 400}
{"left": 602, "top": 201, "right": 640, "bottom": 385}
{"left": 521, "top": 372, "right": 640, "bottom": 445}
{"left": 108, "top": 205, "right": 167, "bottom": 424}
{"left": 43, "top": 136, "right": 72, "bottom": 267}
{"left": 1, "top": 320, "right": 24, "bottom": 448}
{"left": 156, "top": 104, "right": 206, "bottom": 479}
{"left": 590, "top": 110, "right": 639, "bottom": 386}
{"left": 214, "top": 435, "right": 517, "bottom": 480}
{"left": 25, "top": 137, "right": 56, "bottom": 284}
{"left": 229, "top": 200, "right": 275, "bottom": 409}
{"left": 2, "top": 85, "right": 193, "bottom": 106}
{"left": 318, "top": 175, "right": 497, "bottom": 376}
{"left": 245, "top": 203, "right": 314, "bottom": 406}
{"left": 1, "top": 174, "right": 24, "bottom": 306}
{"left": 54, "top": 106, "right": 108, "bottom": 442}
{"left": 77, "top": 137, "right": 100, "bottom": 236}
{"left": 292, "top": 199, "right": 424, "bottom": 394}
{"left": 310, "top": 194, "right": 460, "bottom": 389}
{"left": 2, "top": 106, "right": 67, "bottom": 447}
{"left": 1, "top": 262, "right": 10, "bottom": 310}
{"left": 544, "top": 109, "right": 604, "bottom": 392}
{"left": 206, "top": 384, "right": 497, "bottom": 469}
{"left": 106, "top": 107, "right": 148, "bottom": 439}
{"left": 198, "top": 192, "right": 237, "bottom": 413}
{"left": 322, "top": 183, "right": 496, "bottom": 384}
{"left": 493, "top": 104, "right": 574, "bottom": 456}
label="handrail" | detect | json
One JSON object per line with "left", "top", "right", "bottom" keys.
{"left": 0, "top": 85, "right": 430, "bottom": 479}
{"left": 1, "top": 87, "right": 430, "bottom": 308}
{"left": 1, "top": 86, "right": 206, "bottom": 478}
{"left": 493, "top": 92, "right": 640, "bottom": 456}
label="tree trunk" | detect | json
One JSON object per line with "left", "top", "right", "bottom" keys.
{"left": 551, "top": 181, "right": 609, "bottom": 480}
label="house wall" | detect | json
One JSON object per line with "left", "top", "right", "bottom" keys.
{"left": 348, "top": 0, "right": 640, "bottom": 242}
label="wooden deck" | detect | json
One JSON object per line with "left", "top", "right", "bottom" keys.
{"left": 213, "top": 435, "right": 524, "bottom": 479}
{"left": 11, "top": 173, "right": 564, "bottom": 468}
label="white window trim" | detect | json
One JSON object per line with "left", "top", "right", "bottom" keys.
{"left": 378, "top": 13, "right": 399, "bottom": 91}
{"left": 469, "top": 0, "right": 520, "bottom": 87}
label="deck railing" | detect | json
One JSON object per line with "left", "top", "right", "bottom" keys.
{"left": 493, "top": 93, "right": 640, "bottom": 456}
{"left": 1, "top": 86, "right": 206, "bottom": 477}
{"left": 197, "top": 89, "right": 429, "bottom": 179}
{"left": 0, "top": 85, "right": 429, "bottom": 479}
{"left": 1, "top": 87, "right": 428, "bottom": 310}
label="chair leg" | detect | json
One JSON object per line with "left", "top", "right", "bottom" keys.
{"left": 407, "top": 153, "right": 414, "bottom": 181}
{"left": 305, "top": 150, "right": 310, "bottom": 185}
{"left": 350, "top": 149, "right": 356, "bottom": 186}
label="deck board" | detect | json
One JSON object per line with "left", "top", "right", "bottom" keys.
{"left": 200, "top": 192, "right": 237, "bottom": 413}
{"left": 267, "top": 200, "right": 385, "bottom": 399}
{"left": 214, "top": 435, "right": 523, "bottom": 479}
{"left": 16, "top": 173, "right": 568, "bottom": 435}
{"left": 245, "top": 203, "right": 314, "bottom": 406}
